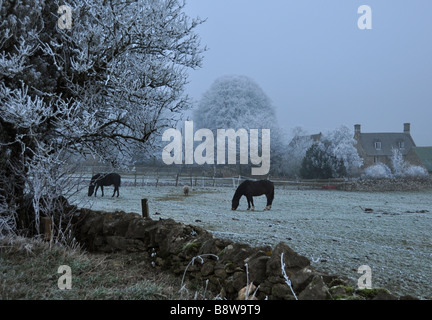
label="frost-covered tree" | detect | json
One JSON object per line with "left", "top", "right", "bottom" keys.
{"left": 194, "top": 75, "right": 277, "bottom": 130}
{"left": 283, "top": 127, "right": 314, "bottom": 178}
{"left": 322, "top": 126, "right": 363, "bottom": 176}
{"left": 300, "top": 143, "right": 346, "bottom": 179}
{"left": 299, "top": 126, "right": 362, "bottom": 179}
{"left": 0, "top": 0, "right": 205, "bottom": 234}
{"left": 391, "top": 148, "right": 407, "bottom": 178}
{"left": 193, "top": 75, "right": 283, "bottom": 174}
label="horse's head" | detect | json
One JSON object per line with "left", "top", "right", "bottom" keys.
{"left": 232, "top": 198, "right": 239, "bottom": 210}
{"left": 88, "top": 174, "right": 101, "bottom": 196}
{"left": 88, "top": 184, "right": 95, "bottom": 197}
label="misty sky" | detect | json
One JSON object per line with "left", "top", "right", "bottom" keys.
{"left": 183, "top": 0, "right": 432, "bottom": 146}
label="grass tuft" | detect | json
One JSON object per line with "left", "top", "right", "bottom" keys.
{"left": 0, "top": 236, "right": 209, "bottom": 300}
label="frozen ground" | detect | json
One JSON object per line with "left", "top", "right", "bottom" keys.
{"left": 70, "top": 184, "right": 432, "bottom": 299}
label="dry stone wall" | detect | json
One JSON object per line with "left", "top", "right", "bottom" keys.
{"left": 347, "top": 177, "right": 432, "bottom": 192}
{"left": 338, "top": 176, "right": 432, "bottom": 192}
{"left": 72, "top": 209, "right": 405, "bottom": 300}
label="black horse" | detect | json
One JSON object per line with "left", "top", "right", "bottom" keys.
{"left": 88, "top": 173, "right": 121, "bottom": 197}
{"left": 232, "top": 180, "right": 274, "bottom": 211}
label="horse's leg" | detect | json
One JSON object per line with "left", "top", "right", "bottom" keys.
{"left": 101, "top": 185, "right": 104, "bottom": 197}
{"left": 265, "top": 194, "right": 272, "bottom": 210}
{"left": 94, "top": 185, "right": 99, "bottom": 197}
{"left": 264, "top": 196, "right": 271, "bottom": 211}
{"left": 265, "top": 189, "right": 274, "bottom": 210}
{"left": 247, "top": 195, "right": 254, "bottom": 211}
{"left": 112, "top": 185, "right": 119, "bottom": 197}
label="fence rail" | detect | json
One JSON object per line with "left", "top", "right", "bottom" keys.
{"left": 72, "top": 166, "right": 354, "bottom": 190}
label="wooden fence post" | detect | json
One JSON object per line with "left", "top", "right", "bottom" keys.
{"left": 141, "top": 199, "right": 149, "bottom": 218}
{"left": 41, "top": 217, "right": 52, "bottom": 241}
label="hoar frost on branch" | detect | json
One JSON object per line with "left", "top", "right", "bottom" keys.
{"left": 0, "top": 0, "right": 205, "bottom": 235}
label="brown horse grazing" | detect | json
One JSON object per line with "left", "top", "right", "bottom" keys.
{"left": 88, "top": 173, "right": 121, "bottom": 197}
{"left": 232, "top": 180, "right": 274, "bottom": 211}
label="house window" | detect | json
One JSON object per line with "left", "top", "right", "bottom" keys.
{"left": 398, "top": 141, "right": 405, "bottom": 149}
{"left": 374, "top": 141, "right": 382, "bottom": 150}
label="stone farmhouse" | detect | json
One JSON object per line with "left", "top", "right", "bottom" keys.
{"left": 353, "top": 123, "right": 424, "bottom": 169}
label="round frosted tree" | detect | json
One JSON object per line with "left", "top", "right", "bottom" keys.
{"left": 193, "top": 75, "right": 283, "bottom": 174}
{"left": 194, "top": 75, "right": 277, "bottom": 130}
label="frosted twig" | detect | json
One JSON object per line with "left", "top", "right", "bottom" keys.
{"left": 281, "top": 253, "right": 298, "bottom": 300}
{"left": 179, "top": 253, "right": 219, "bottom": 296}
{"left": 245, "top": 263, "right": 250, "bottom": 298}
{"left": 243, "top": 263, "right": 260, "bottom": 300}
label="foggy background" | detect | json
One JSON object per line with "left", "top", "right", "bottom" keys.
{"left": 183, "top": 0, "right": 432, "bottom": 146}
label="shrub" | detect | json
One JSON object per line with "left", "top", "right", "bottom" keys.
{"left": 363, "top": 163, "right": 393, "bottom": 179}
{"left": 403, "top": 165, "right": 428, "bottom": 177}
{"left": 363, "top": 162, "right": 428, "bottom": 179}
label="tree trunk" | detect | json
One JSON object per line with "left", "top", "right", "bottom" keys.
{"left": 0, "top": 120, "right": 35, "bottom": 235}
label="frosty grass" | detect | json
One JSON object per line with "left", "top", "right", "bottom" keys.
{"left": 70, "top": 185, "right": 432, "bottom": 299}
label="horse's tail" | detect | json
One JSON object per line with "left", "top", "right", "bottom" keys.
{"left": 269, "top": 185, "right": 275, "bottom": 202}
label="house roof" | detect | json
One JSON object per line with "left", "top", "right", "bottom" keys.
{"left": 357, "top": 132, "right": 416, "bottom": 156}
{"left": 288, "top": 133, "right": 322, "bottom": 147}
{"left": 413, "top": 147, "right": 432, "bottom": 172}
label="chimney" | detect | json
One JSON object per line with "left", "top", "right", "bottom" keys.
{"left": 354, "top": 124, "right": 361, "bottom": 138}
{"left": 404, "top": 123, "right": 410, "bottom": 134}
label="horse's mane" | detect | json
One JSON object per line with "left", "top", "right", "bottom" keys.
{"left": 90, "top": 173, "right": 102, "bottom": 183}
{"left": 232, "top": 188, "right": 242, "bottom": 201}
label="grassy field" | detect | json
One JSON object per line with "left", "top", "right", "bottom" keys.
{"left": 70, "top": 185, "right": 432, "bottom": 299}
{"left": 0, "top": 236, "right": 211, "bottom": 300}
